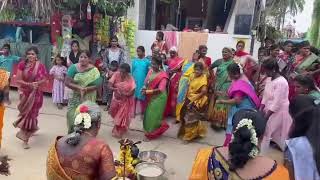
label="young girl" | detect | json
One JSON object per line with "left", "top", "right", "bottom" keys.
{"left": 50, "top": 55, "right": 67, "bottom": 109}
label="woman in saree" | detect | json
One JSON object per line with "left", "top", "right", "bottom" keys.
{"left": 132, "top": 46, "right": 150, "bottom": 115}
{"left": 234, "top": 41, "right": 259, "bottom": 83}
{"left": 285, "top": 95, "right": 320, "bottom": 180}
{"left": 65, "top": 50, "right": 102, "bottom": 134}
{"left": 13, "top": 47, "right": 48, "bottom": 149}
{"left": 190, "top": 109, "right": 290, "bottom": 180}
{"left": 164, "top": 46, "right": 184, "bottom": 117}
{"left": 0, "top": 69, "right": 9, "bottom": 149}
{"left": 293, "top": 75, "right": 320, "bottom": 99}
{"left": 208, "top": 47, "right": 233, "bottom": 130}
{"left": 215, "top": 63, "right": 260, "bottom": 146}
{"left": 178, "top": 62, "right": 208, "bottom": 142}
{"left": 176, "top": 51, "right": 200, "bottom": 122}
{"left": 109, "top": 63, "right": 136, "bottom": 138}
{"left": 142, "top": 56, "right": 169, "bottom": 140}
{"left": 47, "top": 101, "right": 116, "bottom": 180}
{"left": 290, "top": 41, "right": 320, "bottom": 99}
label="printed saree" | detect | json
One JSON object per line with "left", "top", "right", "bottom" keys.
{"left": 178, "top": 74, "right": 208, "bottom": 141}
{"left": 190, "top": 148, "right": 290, "bottom": 180}
{"left": 109, "top": 72, "right": 136, "bottom": 137}
{"left": 47, "top": 137, "right": 116, "bottom": 180}
{"left": 164, "top": 56, "right": 184, "bottom": 117}
{"left": 66, "top": 66, "right": 101, "bottom": 133}
{"left": 143, "top": 70, "right": 169, "bottom": 140}
{"left": 176, "top": 60, "right": 195, "bottom": 121}
{"left": 208, "top": 59, "right": 233, "bottom": 128}
{"left": 14, "top": 61, "right": 47, "bottom": 141}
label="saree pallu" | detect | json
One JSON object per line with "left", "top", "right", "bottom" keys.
{"left": 190, "top": 148, "right": 290, "bottom": 180}
{"left": 208, "top": 60, "right": 233, "bottom": 128}
{"left": 176, "top": 61, "right": 195, "bottom": 121}
{"left": 226, "top": 80, "right": 260, "bottom": 134}
{"left": 67, "top": 68, "right": 101, "bottom": 133}
{"left": 143, "top": 71, "right": 169, "bottom": 140}
{"left": 164, "top": 57, "right": 184, "bottom": 117}
{"left": 178, "top": 74, "right": 208, "bottom": 141}
{"left": 109, "top": 72, "right": 136, "bottom": 137}
{"left": 14, "top": 61, "right": 47, "bottom": 141}
{"left": 47, "top": 143, "right": 72, "bottom": 180}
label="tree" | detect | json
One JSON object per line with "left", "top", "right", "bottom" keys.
{"left": 266, "top": 0, "right": 305, "bottom": 30}
{"left": 308, "top": 0, "right": 320, "bottom": 47}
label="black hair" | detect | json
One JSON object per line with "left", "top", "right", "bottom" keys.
{"left": 53, "top": 55, "right": 67, "bottom": 67}
{"left": 298, "top": 40, "right": 311, "bottom": 49}
{"left": 284, "top": 40, "right": 293, "bottom": 46}
{"left": 108, "top": 36, "right": 120, "bottom": 48}
{"left": 265, "top": 37, "right": 275, "bottom": 44}
{"left": 109, "top": 60, "right": 119, "bottom": 68}
{"left": 289, "top": 95, "right": 320, "bottom": 173}
{"left": 71, "top": 40, "right": 80, "bottom": 48}
{"left": 156, "top": 31, "right": 164, "bottom": 41}
{"left": 227, "top": 63, "right": 241, "bottom": 75}
{"left": 120, "top": 63, "right": 131, "bottom": 73}
{"left": 66, "top": 102, "right": 101, "bottom": 146}
{"left": 2, "top": 44, "right": 10, "bottom": 50}
{"left": 25, "top": 46, "right": 39, "bottom": 55}
{"left": 199, "top": 45, "right": 208, "bottom": 51}
{"left": 0, "top": 90, "right": 4, "bottom": 104}
{"left": 194, "top": 62, "right": 204, "bottom": 71}
{"left": 152, "top": 56, "right": 163, "bottom": 66}
{"left": 261, "top": 58, "right": 280, "bottom": 73}
{"left": 137, "top": 46, "right": 145, "bottom": 53}
{"left": 310, "top": 46, "right": 320, "bottom": 56}
{"left": 80, "top": 50, "right": 91, "bottom": 58}
{"left": 229, "top": 109, "right": 267, "bottom": 170}
{"left": 269, "top": 44, "right": 280, "bottom": 51}
{"left": 236, "top": 40, "right": 246, "bottom": 47}
{"left": 294, "top": 75, "right": 318, "bottom": 91}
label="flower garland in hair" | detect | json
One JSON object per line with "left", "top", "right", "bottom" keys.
{"left": 74, "top": 105, "right": 92, "bottom": 129}
{"left": 234, "top": 118, "right": 259, "bottom": 158}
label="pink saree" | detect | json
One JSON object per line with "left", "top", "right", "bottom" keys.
{"left": 14, "top": 60, "right": 47, "bottom": 141}
{"left": 109, "top": 72, "right": 136, "bottom": 137}
{"left": 164, "top": 56, "right": 184, "bottom": 117}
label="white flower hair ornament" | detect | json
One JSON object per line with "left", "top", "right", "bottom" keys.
{"left": 74, "top": 105, "right": 92, "bottom": 129}
{"left": 234, "top": 118, "right": 259, "bottom": 158}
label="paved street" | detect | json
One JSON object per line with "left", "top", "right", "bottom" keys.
{"left": 0, "top": 90, "right": 282, "bottom": 180}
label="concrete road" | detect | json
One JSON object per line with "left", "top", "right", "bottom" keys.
{"left": 0, "top": 91, "right": 282, "bottom": 180}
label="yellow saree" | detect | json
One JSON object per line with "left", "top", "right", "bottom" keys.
{"left": 178, "top": 74, "right": 208, "bottom": 141}
{"left": 47, "top": 142, "right": 72, "bottom": 180}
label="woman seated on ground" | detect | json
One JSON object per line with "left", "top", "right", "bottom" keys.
{"left": 285, "top": 95, "right": 320, "bottom": 180}
{"left": 47, "top": 101, "right": 116, "bottom": 180}
{"left": 189, "top": 109, "right": 289, "bottom": 180}
{"left": 178, "top": 62, "right": 208, "bottom": 143}
{"left": 216, "top": 63, "right": 260, "bottom": 146}
{"left": 293, "top": 75, "right": 320, "bottom": 99}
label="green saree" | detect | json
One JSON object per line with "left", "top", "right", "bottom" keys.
{"left": 66, "top": 65, "right": 102, "bottom": 133}
{"left": 143, "top": 70, "right": 169, "bottom": 140}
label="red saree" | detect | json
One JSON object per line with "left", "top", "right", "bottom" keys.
{"left": 164, "top": 56, "right": 184, "bottom": 117}
{"left": 109, "top": 72, "right": 136, "bottom": 137}
{"left": 13, "top": 61, "right": 47, "bottom": 141}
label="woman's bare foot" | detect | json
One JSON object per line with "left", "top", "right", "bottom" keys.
{"left": 22, "top": 142, "right": 30, "bottom": 149}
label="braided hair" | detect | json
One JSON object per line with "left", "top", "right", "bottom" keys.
{"left": 229, "top": 109, "right": 266, "bottom": 170}
{"left": 65, "top": 101, "right": 101, "bottom": 146}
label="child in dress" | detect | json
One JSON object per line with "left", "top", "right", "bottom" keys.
{"left": 50, "top": 55, "right": 67, "bottom": 109}
{"left": 104, "top": 60, "right": 119, "bottom": 111}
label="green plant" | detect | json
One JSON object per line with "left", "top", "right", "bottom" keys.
{"left": 92, "top": 0, "right": 135, "bottom": 17}
{"left": 308, "top": 0, "right": 320, "bottom": 48}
